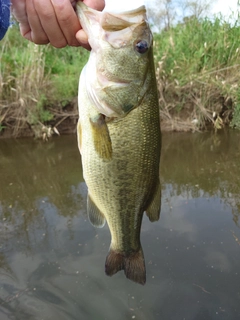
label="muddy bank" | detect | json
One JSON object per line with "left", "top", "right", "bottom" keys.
{"left": 0, "top": 103, "right": 234, "bottom": 140}
{"left": 0, "top": 98, "right": 79, "bottom": 140}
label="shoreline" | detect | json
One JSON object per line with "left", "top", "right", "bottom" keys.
{"left": 0, "top": 113, "right": 232, "bottom": 140}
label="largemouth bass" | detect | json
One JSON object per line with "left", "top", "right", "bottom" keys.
{"left": 76, "top": 2, "right": 161, "bottom": 285}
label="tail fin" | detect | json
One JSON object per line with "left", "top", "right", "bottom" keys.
{"left": 105, "top": 247, "right": 146, "bottom": 285}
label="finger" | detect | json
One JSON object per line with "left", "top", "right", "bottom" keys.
{"left": 83, "top": 0, "right": 105, "bottom": 11}
{"left": 33, "top": 0, "right": 67, "bottom": 48}
{"left": 25, "top": 0, "right": 49, "bottom": 44}
{"left": 51, "top": 0, "right": 81, "bottom": 47}
{"left": 75, "top": 29, "right": 91, "bottom": 50}
{"left": 11, "top": 0, "right": 32, "bottom": 40}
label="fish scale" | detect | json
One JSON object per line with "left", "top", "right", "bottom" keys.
{"left": 77, "top": 3, "right": 161, "bottom": 285}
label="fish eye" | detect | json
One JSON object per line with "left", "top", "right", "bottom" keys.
{"left": 135, "top": 40, "right": 149, "bottom": 54}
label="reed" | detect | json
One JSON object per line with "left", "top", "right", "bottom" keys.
{"left": 0, "top": 26, "right": 89, "bottom": 137}
{"left": 154, "top": 14, "right": 240, "bottom": 131}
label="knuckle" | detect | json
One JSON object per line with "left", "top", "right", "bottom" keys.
{"left": 58, "top": 14, "right": 73, "bottom": 25}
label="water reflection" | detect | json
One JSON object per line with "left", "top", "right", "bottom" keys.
{"left": 161, "top": 130, "right": 240, "bottom": 226}
{"left": 0, "top": 132, "right": 240, "bottom": 319}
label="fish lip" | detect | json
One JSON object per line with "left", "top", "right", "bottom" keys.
{"left": 76, "top": 2, "right": 101, "bottom": 39}
{"left": 76, "top": 2, "right": 148, "bottom": 41}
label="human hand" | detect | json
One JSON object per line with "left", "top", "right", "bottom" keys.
{"left": 11, "top": 0, "right": 105, "bottom": 49}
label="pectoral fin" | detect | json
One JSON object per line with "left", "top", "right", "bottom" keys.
{"left": 87, "top": 194, "right": 106, "bottom": 228}
{"left": 90, "top": 114, "right": 112, "bottom": 160}
{"left": 145, "top": 180, "right": 161, "bottom": 222}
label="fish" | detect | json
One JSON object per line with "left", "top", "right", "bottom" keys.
{"left": 76, "top": 2, "right": 161, "bottom": 285}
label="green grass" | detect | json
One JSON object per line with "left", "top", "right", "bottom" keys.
{"left": 43, "top": 43, "right": 89, "bottom": 103}
{"left": 230, "top": 88, "right": 240, "bottom": 128}
{"left": 154, "top": 15, "right": 240, "bottom": 130}
{"left": 0, "top": 25, "right": 89, "bottom": 137}
{"left": 1, "top": 16, "right": 240, "bottom": 137}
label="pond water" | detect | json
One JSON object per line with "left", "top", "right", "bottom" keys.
{"left": 0, "top": 131, "right": 240, "bottom": 320}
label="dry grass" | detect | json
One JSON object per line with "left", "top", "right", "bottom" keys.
{"left": 0, "top": 26, "right": 89, "bottom": 138}
{"left": 1, "top": 17, "right": 240, "bottom": 137}
{"left": 154, "top": 16, "right": 240, "bottom": 131}
{"left": 0, "top": 41, "right": 50, "bottom": 136}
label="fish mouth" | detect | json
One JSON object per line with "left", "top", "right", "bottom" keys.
{"left": 76, "top": 2, "right": 147, "bottom": 46}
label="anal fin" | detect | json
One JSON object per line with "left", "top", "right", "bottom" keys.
{"left": 87, "top": 194, "right": 106, "bottom": 228}
{"left": 145, "top": 179, "right": 161, "bottom": 222}
{"left": 90, "top": 114, "right": 112, "bottom": 160}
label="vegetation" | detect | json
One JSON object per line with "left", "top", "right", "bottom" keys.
{"left": 147, "top": 0, "right": 216, "bottom": 30}
{"left": 0, "top": 9, "right": 240, "bottom": 138}
{"left": 154, "top": 14, "right": 240, "bottom": 131}
{"left": 0, "top": 26, "right": 89, "bottom": 138}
